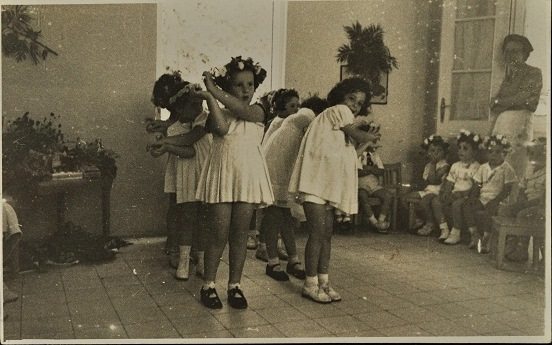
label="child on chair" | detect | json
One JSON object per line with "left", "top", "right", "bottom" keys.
{"left": 439, "top": 129, "right": 481, "bottom": 245}
{"left": 404, "top": 135, "right": 450, "bottom": 236}
{"left": 463, "top": 134, "right": 517, "bottom": 253}
{"left": 357, "top": 137, "right": 393, "bottom": 233}
{"left": 498, "top": 137, "right": 546, "bottom": 261}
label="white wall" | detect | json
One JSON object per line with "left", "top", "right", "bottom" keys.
{"left": 156, "top": 0, "right": 279, "bottom": 108}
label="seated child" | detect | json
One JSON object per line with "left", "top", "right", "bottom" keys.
{"left": 498, "top": 137, "right": 546, "bottom": 261}
{"left": 403, "top": 135, "right": 450, "bottom": 236}
{"left": 357, "top": 138, "right": 393, "bottom": 233}
{"left": 463, "top": 134, "right": 517, "bottom": 253}
{"left": 439, "top": 129, "right": 481, "bottom": 245}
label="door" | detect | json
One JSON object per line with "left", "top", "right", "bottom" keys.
{"left": 436, "top": 0, "right": 512, "bottom": 138}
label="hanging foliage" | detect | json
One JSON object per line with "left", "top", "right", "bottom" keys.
{"left": 1, "top": 5, "right": 58, "bottom": 64}
{"left": 336, "top": 22, "right": 398, "bottom": 95}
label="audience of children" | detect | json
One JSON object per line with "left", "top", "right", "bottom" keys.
{"left": 193, "top": 56, "right": 274, "bottom": 310}
{"left": 403, "top": 135, "right": 450, "bottom": 236}
{"left": 463, "top": 135, "right": 517, "bottom": 253}
{"left": 498, "top": 137, "right": 546, "bottom": 262}
{"left": 438, "top": 130, "right": 481, "bottom": 245}
{"left": 288, "top": 78, "right": 380, "bottom": 303}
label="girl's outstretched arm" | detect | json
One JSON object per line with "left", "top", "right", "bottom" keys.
{"left": 203, "top": 72, "right": 265, "bottom": 123}
{"left": 162, "top": 144, "right": 196, "bottom": 159}
{"left": 191, "top": 78, "right": 231, "bottom": 136}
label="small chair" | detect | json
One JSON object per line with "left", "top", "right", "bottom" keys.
{"left": 355, "top": 163, "right": 402, "bottom": 232}
{"left": 403, "top": 194, "right": 421, "bottom": 231}
{"left": 491, "top": 216, "right": 545, "bottom": 270}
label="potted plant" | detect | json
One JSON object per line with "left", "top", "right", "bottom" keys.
{"left": 336, "top": 22, "right": 398, "bottom": 97}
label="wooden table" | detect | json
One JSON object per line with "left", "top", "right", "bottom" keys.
{"left": 37, "top": 176, "right": 113, "bottom": 236}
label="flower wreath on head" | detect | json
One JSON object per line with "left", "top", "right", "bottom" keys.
{"left": 210, "top": 56, "right": 267, "bottom": 90}
{"left": 421, "top": 134, "right": 449, "bottom": 150}
{"left": 480, "top": 134, "right": 512, "bottom": 151}
{"left": 456, "top": 129, "right": 481, "bottom": 146}
{"left": 168, "top": 83, "right": 203, "bottom": 105}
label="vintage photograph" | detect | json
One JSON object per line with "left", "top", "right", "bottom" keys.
{"left": 1, "top": 0, "right": 550, "bottom": 342}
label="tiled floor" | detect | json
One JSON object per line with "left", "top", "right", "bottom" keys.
{"left": 2, "top": 230, "right": 549, "bottom": 341}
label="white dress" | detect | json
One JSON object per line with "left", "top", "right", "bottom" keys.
{"left": 418, "top": 159, "right": 449, "bottom": 198}
{"left": 262, "top": 108, "right": 315, "bottom": 206}
{"left": 164, "top": 112, "right": 212, "bottom": 204}
{"left": 196, "top": 109, "right": 274, "bottom": 205}
{"left": 263, "top": 116, "right": 285, "bottom": 144}
{"left": 288, "top": 104, "right": 358, "bottom": 214}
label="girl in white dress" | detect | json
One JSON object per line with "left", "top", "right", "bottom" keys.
{"left": 149, "top": 79, "right": 212, "bottom": 280}
{"left": 288, "top": 78, "right": 380, "bottom": 303}
{"left": 193, "top": 56, "right": 273, "bottom": 310}
{"left": 261, "top": 96, "right": 328, "bottom": 281}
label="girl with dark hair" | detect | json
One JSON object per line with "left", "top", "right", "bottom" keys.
{"left": 288, "top": 78, "right": 379, "bottom": 303}
{"left": 148, "top": 74, "right": 212, "bottom": 280}
{"left": 261, "top": 95, "right": 329, "bottom": 282}
{"left": 192, "top": 56, "right": 273, "bottom": 310}
{"left": 490, "top": 34, "right": 543, "bottom": 177}
{"left": 439, "top": 130, "right": 481, "bottom": 245}
{"left": 263, "top": 88, "right": 300, "bottom": 142}
{"left": 402, "top": 135, "right": 450, "bottom": 236}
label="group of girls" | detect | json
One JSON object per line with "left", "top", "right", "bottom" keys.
{"left": 406, "top": 129, "right": 545, "bottom": 260}
{"left": 146, "top": 55, "right": 381, "bottom": 308}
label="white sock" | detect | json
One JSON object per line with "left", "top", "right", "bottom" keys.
{"left": 468, "top": 226, "right": 477, "bottom": 234}
{"left": 179, "top": 245, "right": 191, "bottom": 263}
{"left": 203, "top": 281, "right": 215, "bottom": 290}
{"left": 288, "top": 255, "right": 300, "bottom": 265}
{"left": 439, "top": 222, "right": 449, "bottom": 231}
{"left": 196, "top": 251, "right": 204, "bottom": 265}
{"left": 228, "top": 282, "right": 240, "bottom": 290}
{"left": 259, "top": 242, "right": 267, "bottom": 250}
{"left": 318, "top": 273, "right": 329, "bottom": 286}
{"left": 268, "top": 257, "right": 280, "bottom": 267}
{"left": 305, "top": 275, "right": 318, "bottom": 287}
{"left": 369, "top": 215, "right": 378, "bottom": 225}
{"left": 378, "top": 214, "right": 386, "bottom": 223}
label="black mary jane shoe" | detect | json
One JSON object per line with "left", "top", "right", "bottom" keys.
{"left": 227, "top": 287, "right": 248, "bottom": 309}
{"left": 200, "top": 287, "right": 223, "bottom": 309}
{"left": 286, "top": 262, "right": 306, "bottom": 280}
{"left": 266, "top": 264, "right": 290, "bottom": 281}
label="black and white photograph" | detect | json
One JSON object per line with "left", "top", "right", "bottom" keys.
{"left": 1, "top": 0, "right": 550, "bottom": 342}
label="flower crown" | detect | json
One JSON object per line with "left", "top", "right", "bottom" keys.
{"left": 421, "top": 134, "right": 449, "bottom": 150}
{"left": 211, "top": 56, "right": 267, "bottom": 90}
{"left": 480, "top": 134, "right": 511, "bottom": 151}
{"left": 168, "top": 83, "right": 202, "bottom": 105}
{"left": 456, "top": 129, "right": 481, "bottom": 146}
{"left": 358, "top": 121, "right": 380, "bottom": 133}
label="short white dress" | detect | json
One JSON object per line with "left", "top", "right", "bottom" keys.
{"left": 262, "top": 108, "right": 316, "bottom": 206}
{"left": 418, "top": 159, "right": 449, "bottom": 198}
{"left": 288, "top": 104, "right": 358, "bottom": 215}
{"left": 263, "top": 116, "right": 285, "bottom": 144}
{"left": 196, "top": 109, "right": 274, "bottom": 205}
{"left": 164, "top": 112, "right": 213, "bottom": 204}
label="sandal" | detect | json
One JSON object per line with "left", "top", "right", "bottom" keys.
{"left": 200, "top": 287, "right": 223, "bottom": 309}
{"left": 227, "top": 287, "right": 248, "bottom": 309}
{"left": 286, "top": 262, "right": 306, "bottom": 280}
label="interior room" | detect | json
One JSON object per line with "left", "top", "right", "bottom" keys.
{"left": 1, "top": 0, "right": 550, "bottom": 341}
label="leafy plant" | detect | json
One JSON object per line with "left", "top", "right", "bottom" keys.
{"left": 337, "top": 22, "right": 398, "bottom": 96}
{"left": 1, "top": 5, "right": 58, "bottom": 64}
{"left": 2, "top": 112, "right": 65, "bottom": 190}
{"left": 66, "top": 139, "right": 118, "bottom": 181}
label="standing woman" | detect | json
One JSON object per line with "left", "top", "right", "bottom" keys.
{"left": 490, "top": 34, "right": 543, "bottom": 178}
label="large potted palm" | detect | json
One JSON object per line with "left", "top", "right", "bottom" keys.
{"left": 337, "top": 22, "right": 398, "bottom": 98}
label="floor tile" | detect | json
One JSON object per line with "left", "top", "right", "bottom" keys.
{"left": 213, "top": 309, "right": 269, "bottom": 329}
{"left": 171, "top": 315, "right": 226, "bottom": 335}
{"left": 387, "top": 305, "right": 445, "bottom": 324}
{"left": 229, "top": 324, "right": 285, "bottom": 338}
{"left": 293, "top": 302, "right": 349, "bottom": 319}
{"left": 254, "top": 306, "right": 305, "bottom": 324}
{"left": 455, "top": 299, "right": 511, "bottom": 315}
{"left": 162, "top": 302, "right": 213, "bottom": 320}
{"left": 314, "top": 315, "right": 373, "bottom": 334}
{"left": 73, "top": 322, "right": 128, "bottom": 339}
{"left": 21, "top": 316, "right": 73, "bottom": 337}
{"left": 124, "top": 320, "right": 180, "bottom": 338}
{"left": 273, "top": 319, "right": 334, "bottom": 337}
{"left": 185, "top": 329, "right": 235, "bottom": 338}
{"left": 354, "top": 310, "right": 411, "bottom": 329}
{"left": 116, "top": 306, "right": 169, "bottom": 325}
{"left": 377, "top": 324, "right": 433, "bottom": 337}
{"left": 417, "top": 319, "right": 480, "bottom": 336}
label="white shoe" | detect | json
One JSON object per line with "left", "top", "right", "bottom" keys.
{"left": 301, "top": 285, "right": 331, "bottom": 304}
{"left": 321, "top": 284, "right": 341, "bottom": 302}
{"left": 444, "top": 228, "right": 461, "bottom": 245}
{"left": 438, "top": 228, "right": 450, "bottom": 242}
{"left": 246, "top": 235, "right": 258, "bottom": 250}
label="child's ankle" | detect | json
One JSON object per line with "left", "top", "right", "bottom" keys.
{"left": 305, "top": 275, "right": 318, "bottom": 287}
{"left": 202, "top": 281, "right": 215, "bottom": 290}
{"left": 368, "top": 215, "right": 378, "bottom": 225}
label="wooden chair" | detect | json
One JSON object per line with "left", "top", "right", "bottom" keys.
{"left": 491, "top": 216, "right": 545, "bottom": 271}
{"left": 355, "top": 163, "right": 402, "bottom": 232}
